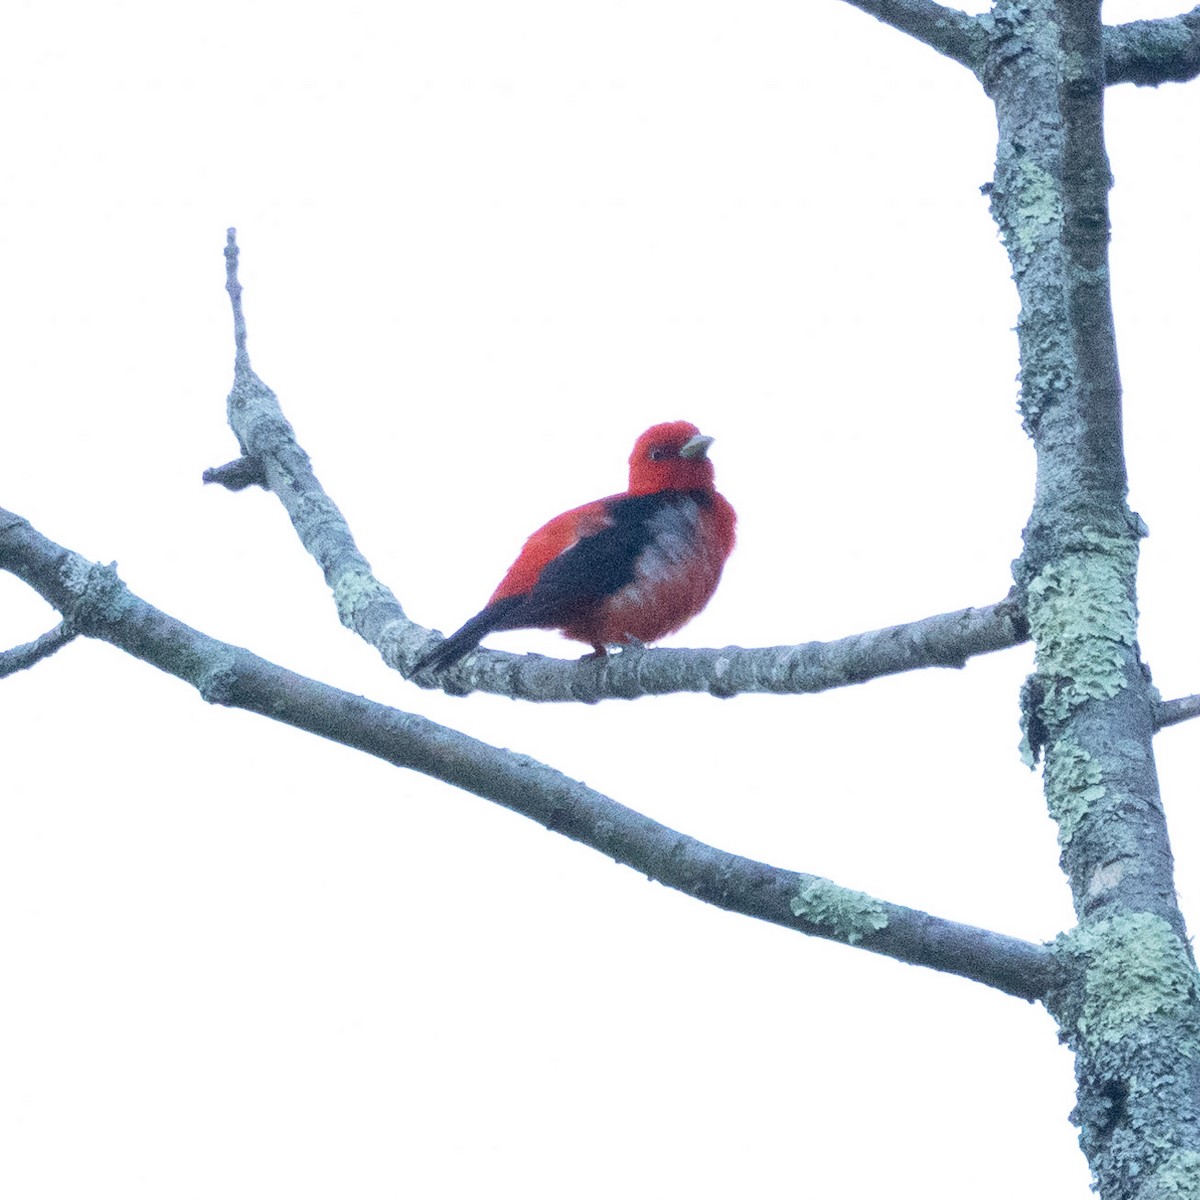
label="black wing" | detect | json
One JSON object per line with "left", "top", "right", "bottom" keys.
{"left": 416, "top": 492, "right": 702, "bottom": 671}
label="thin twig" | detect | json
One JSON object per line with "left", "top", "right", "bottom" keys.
{"left": 225, "top": 227, "right": 250, "bottom": 371}
{"left": 0, "top": 621, "right": 79, "bottom": 679}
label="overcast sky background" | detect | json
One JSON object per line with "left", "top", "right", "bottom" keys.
{"left": 2, "top": 2, "right": 1198, "bottom": 1195}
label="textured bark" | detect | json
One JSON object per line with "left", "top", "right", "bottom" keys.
{"left": 1105, "top": 7, "right": 1200, "bottom": 87}
{"left": 837, "top": 0, "right": 988, "bottom": 71}
{"left": 981, "top": 1, "right": 1200, "bottom": 1194}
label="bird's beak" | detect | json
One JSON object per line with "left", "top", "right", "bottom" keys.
{"left": 678, "top": 433, "right": 714, "bottom": 460}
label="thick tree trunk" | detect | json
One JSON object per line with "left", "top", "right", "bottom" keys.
{"left": 984, "top": 1, "right": 1200, "bottom": 1193}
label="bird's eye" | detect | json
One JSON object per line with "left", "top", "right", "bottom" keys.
{"left": 648, "top": 447, "right": 669, "bottom": 461}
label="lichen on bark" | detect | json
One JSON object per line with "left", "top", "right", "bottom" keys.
{"left": 790, "top": 879, "right": 889, "bottom": 945}
{"left": 1049, "top": 915, "right": 1200, "bottom": 1193}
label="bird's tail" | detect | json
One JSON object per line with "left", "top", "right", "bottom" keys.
{"left": 413, "top": 598, "right": 524, "bottom": 673}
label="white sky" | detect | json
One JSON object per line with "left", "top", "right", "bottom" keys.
{"left": 2, "top": 2, "right": 1197, "bottom": 1196}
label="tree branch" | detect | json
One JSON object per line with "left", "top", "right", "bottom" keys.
{"left": 1154, "top": 693, "right": 1200, "bottom": 730}
{"left": 838, "top": 0, "right": 988, "bottom": 72}
{"left": 419, "top": 595, "right": 1028, "bottom": 701}
{"left": 0, "top": 621, "right": 79, "bottom": 679}
{"left": 0, "top": 505, "right": 1053, "bottom": 1002}
{"left": 205, "top": 230, "right": 422, "bottom": 657}
{"left": 205, "top": 230, "right": 1029, "bottom": 703}
{"left": 841, "top": 0, "right": 1200, "bottom": 87}
{"left": 1105, "top": 7, "right": 1200, "bottom": 87}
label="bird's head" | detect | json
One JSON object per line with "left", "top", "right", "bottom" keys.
{"left": 627, "top": 421, "right": 717, "bottom": 496}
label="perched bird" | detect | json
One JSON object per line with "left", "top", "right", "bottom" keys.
{"left": 416, "top": 420, "right": 736, "bottom": 672}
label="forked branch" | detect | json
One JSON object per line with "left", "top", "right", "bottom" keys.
{"left": 204, "top": 230, "right": 1028, "bottom": 703}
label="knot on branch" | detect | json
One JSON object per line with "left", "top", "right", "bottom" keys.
{"left": 59, "top": 556, "right": 132, "bottom": 633}
{"left": 203, "top": 456, "right": 269, "bottom": 491}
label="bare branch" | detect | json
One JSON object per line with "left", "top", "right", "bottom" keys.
{"left": 838, "top": 0, "right": 988, "bottom": 72}
{"left": 206, "top": 231, "right": 1028, "bottom": 702}
{"left": 204, "top": 229, "right": 415, "bottom": 656}
{"left": 1105, "top": 7, "right": 1200, "bottom": 87}
{"left": 1154, "top": 693, "right": 1200, "bottom": 730}
{"left": 418, "top": 594, "right": 1029, "bottom": 701}
{"left": 0, "top": 505, "right": 1052, "bottom": 1001}
{"left": 0, "top": 621, "right": 79, "bottom": 679}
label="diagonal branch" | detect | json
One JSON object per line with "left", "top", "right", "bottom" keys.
{"left": 1105, "top": 7, "right": 1200, "bottom": 87}
{"left": 0, "top": 505, "right": 1053, "bottom": 1002}
{"left": 204, "top": 230, "right": 1029, "bottom": 703}
{"left": 0, "top": 621, "right": 79, "bottom": 679}
{"left": 837, "top": 0, "right": 988, "bottom": 72}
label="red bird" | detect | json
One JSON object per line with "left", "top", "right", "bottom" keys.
{"left": 416, "top": 420, "right": 735, "bottom": 672}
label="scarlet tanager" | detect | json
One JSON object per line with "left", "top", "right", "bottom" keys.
{"left": 416, "top": 420, "right": 735, "bottom": 672}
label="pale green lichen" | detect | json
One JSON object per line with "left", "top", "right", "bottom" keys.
{"left": 1143, "top": 1150, "right": 1200, "bottom": 1198}
{"left": 1043, "top": 736, "right": 1106, "bottom": 847}
{"left": 1011, "top": 159, "right": 1063, "bottom": 261}
{"left": 1013, "top": 312, "right": 1071, "bottom": 433}
{"left": 1056, "top": 913, "right": 1197, "bottom": 1049}
{"left": 996, "top": 152, "right": 1064, "bottom": 291}
{"left": 333, "top": 570, "right": 389, "bottom": 630}
{"left": 59, "top": 555, "right": 133, "bottom": 626}
{"left": 1060, "top": 48, "right": 1087, "bottom": 84}
{"left": 790, "top": 879, "right": 888, "bottom": 945}
{"left": 1051, "top": 914, "right": 1200, "bottom": 1196}
{"left": 1027, "top": 532, "right": 1137, "bottom": 729}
